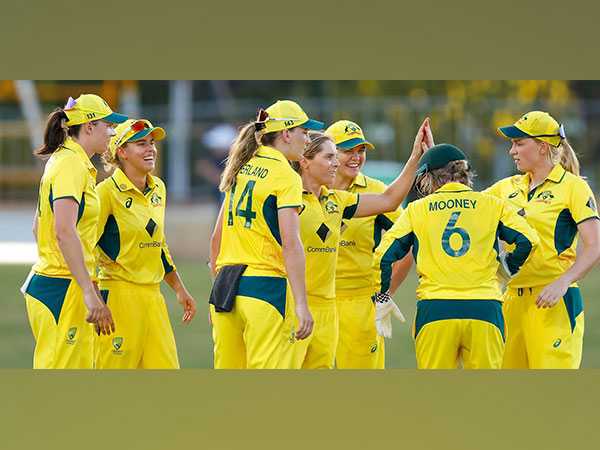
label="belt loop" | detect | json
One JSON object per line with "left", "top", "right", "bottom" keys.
{"left": 518, "top": 288, "right": 523, "bottom": 296}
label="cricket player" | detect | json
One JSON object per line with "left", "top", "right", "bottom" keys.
{"left": 487, "top": 111, "right": 600, "bottom": 368}
{"left": 373, "top": 144, "right": 539, "bottom": 369}
{"left": 208, "top": 100, "right": 323, "bottom": 369}
{"left": 22, "top": 94, "right": 125, "bottom": 369}
{"left": 325, "top": 120, "right": 428, "bottom": 368}
{"left": 285, "top": 122, "right": 428, "bottom": 368}
{"left": 94, "top": 119, "right": 197, "bottom": 369}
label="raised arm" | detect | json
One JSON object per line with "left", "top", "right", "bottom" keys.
{"left": 355, "top": 118, "right": 432, "bottom": 217}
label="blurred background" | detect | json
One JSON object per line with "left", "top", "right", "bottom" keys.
{"left": 2, "top": 80, "right": 600, "bottom": 368}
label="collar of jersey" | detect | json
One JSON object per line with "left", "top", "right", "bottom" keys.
{"left": 302, "top": 185, "right": 330, "bottom": 198}
{"left": 256, "top": 145, "right": 287, "bottom": 162}
{"left": 61, "top": 137, "right": 96, "bottom": 172}
{"left": 516, "top": 163, "right": 566, "bottom": 193}
{"left": 111, "top": 167, "right": 156, "bottom": 193}
{"left": 349, "top": 173, "right": 367, "bottom": 189}
{"left": 434, "top": 182, "right": 472, "bottom": 193}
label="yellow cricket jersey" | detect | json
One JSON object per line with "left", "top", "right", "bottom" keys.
{"left": 335, "top": 173, "right": 400, "bottom": 297}
{"left": 300, "top": 187, "right": 359, "bottom": 299}
{"left": 485, "top": 164, "right": 599, "bottom": 288}
{"left": 216, "top": 145, "right": 303, "bottom": 276}
{"left": 96, "top": 168, "right": 176, "bottom": 284}
{"left": 374, "top": 182, "right": 539, "bottom": 300}
{"left": 33, "top": 137, "right": 100, "bottom": 278}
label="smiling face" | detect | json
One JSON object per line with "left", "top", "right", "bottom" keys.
{"left": 301, "top": 140, "right": 339, "bottom": 187}
{"left": 336, "top": 144, "right": 366, "bottom": 181}
{"left": 508, "top": 137, "right": 548, "bottom": 173}
{"left": 118, "top": 135, "right": 157, "bottom": 175}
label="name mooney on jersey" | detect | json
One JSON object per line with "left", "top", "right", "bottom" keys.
{"left": 429, "top": 199, "right": 477, "bottom": 211}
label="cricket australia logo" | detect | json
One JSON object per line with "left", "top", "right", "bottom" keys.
{"left": 325, "top": 200, "right": 339, "bottom": 214}
{"left": 65, "top": 327, "right": 77, "bottom": 345}
{"left": 112, "top": 337, "right": 124, "bottom": 354}
{"left": 150, "top": 192, "right": 162, "bottom": 206}
{"left": 344, "top": 122, "right": 362, "bottom": 137}
{"left": 536, "top": 190, "right": 554, "bottom": 203}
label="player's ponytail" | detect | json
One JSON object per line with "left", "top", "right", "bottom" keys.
{"left": 219, "top": 122, "right": 260, "bottom": 192}
{"left": 34, "top": 108, "right": 81, "bottom": 158}
{"left": 551, "top": 139, "right": 580, "bottom": 176}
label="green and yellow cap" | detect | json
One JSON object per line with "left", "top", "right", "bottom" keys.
{"left": 256, "top": 100, "right": 324, "bottom": 134}
{"left": 416, "top": 143, "right": 468, "bottom": 176}
{"left": 325, "top": 120, "right": 375, "bottom": 150}
{"left": 109, "top": 119, "right": 166, "bottom": 157}
{"left": 498, "top": 111, "right": 565, "bottom": 147}
{"left": 63, "top": 94, "right": 127, "bottom": 126}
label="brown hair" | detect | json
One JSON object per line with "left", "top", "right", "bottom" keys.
{"left": 34, "top": 108, "right": 82, "bottom": 158}
{"left": 415, "top": 160, "right": 475, "bottom": 197}
{"left": 290, "top": 132, "right": 334, "bottom": 174}
{"left": 546, "top": 138, "right": 580, "bottom": 176}
{"left": 219, "top": 122, "right": 280, "bottom": 192}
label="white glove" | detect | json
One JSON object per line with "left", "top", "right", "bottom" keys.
{"left": 373, "top": 292, "right": 406, "bottom": 338}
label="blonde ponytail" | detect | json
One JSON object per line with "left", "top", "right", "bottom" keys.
{"left": 547, "top": 138, "right": 580, "bottom": 176}
{"left": 219, "top": 122, "right": 260, "bottom": 192}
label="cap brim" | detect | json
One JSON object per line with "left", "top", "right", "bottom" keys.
{"left": 337, "top": 138, "right": 375, "bottom": 150}
{"left": 129, "top": 127, "right": 166, "bottom": 142}
{"left": 300, "top": 119, "right": 325, "bottom": 130}
{"left": 102, "top": 112, "right": 128, "bottom": 124}
{"left": 498, "top": 125, "right": 530, "bottom": 140}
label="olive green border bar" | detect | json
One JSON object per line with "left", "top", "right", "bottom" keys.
{"left": 2, "top": 370, "right": 599, "bottom": 450}
{"left": 2, "top": 1, "right": 600, "bottom": 79}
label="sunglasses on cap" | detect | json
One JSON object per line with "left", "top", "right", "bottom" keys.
{"left": 254, "top": 108, "right": 303, "bottom": 132}
{"left": 526, "top": 124, "right": 567, "bottom": 140}
{"left": 114, "top": 120, "right": 153, "bottom": 149}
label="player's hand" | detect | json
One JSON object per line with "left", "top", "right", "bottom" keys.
{"left": 176, "top": 290, "right": 197, "bottom": 324}
{"left": 294, "top": 302, "right": 313, "bottom": 340}
{"left": 83, "top": 289, "right": 115, "bottom": 335}
{"left": 409, "top": 117, "right": 431, "bottom": 163}
{"left": 536, "top": 279, "right": 569, "bottom": 308}
{"left": 374, "top": 292, "right": 405, "bottom": 338}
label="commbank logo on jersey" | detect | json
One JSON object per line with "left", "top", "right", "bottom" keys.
{"left": 66, "top": 327, "right": 77, "bottom": 345}
{"left": 325, "top": 200, "right": 339, "bottom": 214}
{"left": 316, "top": 223, "right": 331, "bottom": 243}
{"left": 112, "top": 337, "right": 124, "bottom": 354}
{"left": 344, "top": 123, "right": 362, "bottom": 136}
{"left": 145, "top": 218, "right": 157, "bottom": 237}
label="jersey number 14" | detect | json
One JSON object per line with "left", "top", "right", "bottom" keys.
{"left": 227, "top": 180, "right": 257, "bottom": 228}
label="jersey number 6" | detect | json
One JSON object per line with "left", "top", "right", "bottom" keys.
{"left": 227, "top": 180, "right": 257, "bottom": 228}
{"left": 441, "top": 211, "right": 470, "bottom": 257}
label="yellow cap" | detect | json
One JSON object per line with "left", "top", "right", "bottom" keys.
{"left": 324, "top": 120, "right": 375, "bottom": 150}
{"left": 256, "top": 100, "right": 324, "bottom": 134}
{"left": 63, "top": 94, "right": 127, "bottom": 126}
{"left": 498, "top": 111, "right": 565, "bottom": 147}
{"left": 109, "top": 119, "right": 166, "bottom": 157}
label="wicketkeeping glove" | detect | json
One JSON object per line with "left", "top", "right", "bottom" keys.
{"left": 372, "top": 291, "right": 406, "bottom": 338}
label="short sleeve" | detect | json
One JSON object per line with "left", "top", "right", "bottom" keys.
{"left": 337, "top": 190, "right": 360, "bottom": 219}
{"left": 569, "top": 177, "right": 599, "bottom": 224}
{"left": 483, "top": 180, "right": 503, "bottom": 198}
{"left": 51, "top": 155, "right": 87, "bottom": 203}
{"left": 275, "top": 170, "right": 303, "bottom": 209}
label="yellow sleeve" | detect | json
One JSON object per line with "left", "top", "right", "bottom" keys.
{"left": 94, "top": 181, "right": 113, "bottom": 270}
{"left": 569, "top": 177, "right": 599, "bottom": 224}
{"left": 157, "top": 178, "right": 176, "bottom": 274}
{"left": 51, "top": 155, "right": 87, "bottom": 203}
{"left": 483, "top": 180, "right": 503, "bottom": 198}
{"left": 276, "top": 170, "right": 303, "bottom": 209}
{"left": 497, "top": 199, "right": 539, "bottom": 275}
{"left": 338, "top": 190, "right": 360, "bottom": 219}
{"left": 373, "top": 209, "right": 414, "bottom": 293}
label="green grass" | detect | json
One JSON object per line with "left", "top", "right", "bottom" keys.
{"left": 2, "top": 263, "right": 600, "bottom": 368}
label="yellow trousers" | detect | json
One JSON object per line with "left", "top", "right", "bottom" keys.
{"left": 24, "top": 273, "right": 94, "bottom": 369}
{"left": 502, "top": 286, "right": 584, "bottom": 369}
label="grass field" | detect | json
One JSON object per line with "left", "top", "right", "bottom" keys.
{"left": 2, "top": 262, "right": 600, "bottom": 368}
